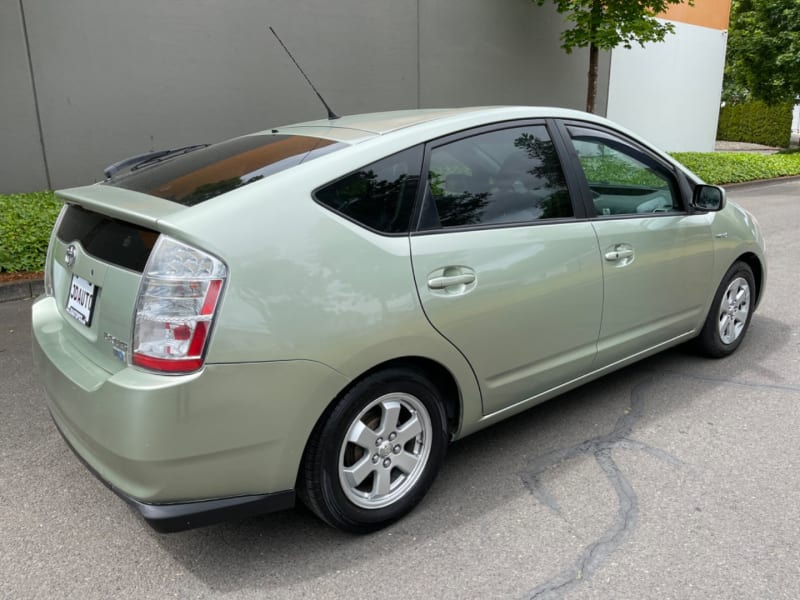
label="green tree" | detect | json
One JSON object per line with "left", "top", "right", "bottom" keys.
{"left": 724, "top": 0, "right": 800, "bottom": 105}
{"left": 535, "top": 0, "right": 689, "bottom": 113}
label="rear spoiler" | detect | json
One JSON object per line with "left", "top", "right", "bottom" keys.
{"left": 56, "top": 185, "right": 184, "bottom": 229}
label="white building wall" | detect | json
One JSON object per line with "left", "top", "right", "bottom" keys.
{"left": 606, "top": 20, "right": 728, "bottom": 152}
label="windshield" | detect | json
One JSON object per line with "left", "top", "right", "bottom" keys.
{"left": 106, "top": 134, "right": 346, "bottom": 206}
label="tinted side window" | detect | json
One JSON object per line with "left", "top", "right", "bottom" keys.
{"left": 315, "top": 146, "right": 423, "bottom": 234}
{"left": 568, "top": 127, "right": 681, "bottom": 216}
{"left": 421, "top": 126, "right": 572, "bottom": 229}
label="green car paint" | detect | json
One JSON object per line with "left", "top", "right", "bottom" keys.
{"left": 591, "top": 213, "right": 716, "bottom": 365}
{"left": 31, "top": 107, "right": 767, "bottom": 530}
{"left": 34, "top": 299, "right": 349, "bottom": 500}
{"left": 410, "top": 221, "right": 603, "bottom": 416}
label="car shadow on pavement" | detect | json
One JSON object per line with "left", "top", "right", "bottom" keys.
{"left": 149, "top": 313, "right": 794, "bottom": 597}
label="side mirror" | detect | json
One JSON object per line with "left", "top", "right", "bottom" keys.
{"left": 692, "top": 184, "right": 726, "bottom": 212}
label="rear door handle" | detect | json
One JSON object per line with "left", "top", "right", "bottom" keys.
{"left": 427, "top": 273, "right": 476, "bottom": 289}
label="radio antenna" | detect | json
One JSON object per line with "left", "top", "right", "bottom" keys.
{"left": 269, "top": 27, "right": 339, "bottom": 120}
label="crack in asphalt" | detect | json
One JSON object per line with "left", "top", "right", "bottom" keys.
{"left": 518, "top": 379, "right": 659, "bottom": 600}
{"left": 659, "top": 369, "right": 800, "bottom": 393}
{"left": 518, "top": 371, "right": 800, "bottom": 600}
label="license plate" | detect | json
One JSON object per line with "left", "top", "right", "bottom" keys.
{"left": 66, "top": 274, "right": 96, "bottom": 327}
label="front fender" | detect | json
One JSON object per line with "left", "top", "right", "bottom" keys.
{"left": 709, "top": 200, "right": 767, "bottom": 305}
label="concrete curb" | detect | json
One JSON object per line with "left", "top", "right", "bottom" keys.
{"left": 0, "top": 279, "right": 44, "bottom": 303}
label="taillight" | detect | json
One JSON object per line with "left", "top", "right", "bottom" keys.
{"left": 132, "top": 236, "right": 227, "bottom": 373}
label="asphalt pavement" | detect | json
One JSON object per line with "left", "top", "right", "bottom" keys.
{"left": 2, "top": 179, "right": 799, "bottom": 599}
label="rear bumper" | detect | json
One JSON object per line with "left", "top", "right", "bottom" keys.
{"left": 32, "top": 295, "right": 349, "bottom": 527}
{"left": 52, "top": 415, "right": 295, "bottom": 532}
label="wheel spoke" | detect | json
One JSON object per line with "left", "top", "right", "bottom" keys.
{"left": 395, "top": 413, "right": 422, "bottom": 445}
{"left": 393, "top": 451, "right": 421, "bottom": 475}
{"left": 735, "top": 308, "right": 748, "bottom": 323}
{"left": 373, "top": 466, "right": 392, "bottom": 496}
{"left": 379, "top": 401, "right": 402, "bottom": 436}
{"left": 347, "top": 420, "right": 378, "bottom": 450}
{"left": 342, "top": 455, "right": 375, "bottom": 488}
{"left": 723, "top": 318, "right": 734, "bottom": 340}
{"left": 718, "top": 317, "right": 728, "bottom": 341}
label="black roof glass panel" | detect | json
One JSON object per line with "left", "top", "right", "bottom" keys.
{"left": 106, "top": 134, "right": 346, "bottom": 206}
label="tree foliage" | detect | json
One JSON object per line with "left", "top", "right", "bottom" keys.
{"left": 539, "top": 0, "right": 683, "bottom": 53}
{"left": 724, "top": 0, "right": 800, "bottom": 105}
{"left": 536, "top": 0, "right": 688, "bottom": 113}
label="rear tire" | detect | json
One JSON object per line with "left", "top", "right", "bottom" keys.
{"left": 696, "top": 261, "right": 755, "bottom": 358}
{"left": 298, "top": 367, "right": 448, "bottom": 533}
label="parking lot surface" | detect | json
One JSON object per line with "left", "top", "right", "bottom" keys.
{"left": 1, "top": 179, "right": 799, "bottom": 599}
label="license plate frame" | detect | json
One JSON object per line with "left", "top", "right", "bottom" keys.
{"left": 66, "top": 274, "right": 96, "bottom": 327}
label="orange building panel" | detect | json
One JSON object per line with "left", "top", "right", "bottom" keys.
{"left": 661, "top": 0, "right": 731, "bottom": 31}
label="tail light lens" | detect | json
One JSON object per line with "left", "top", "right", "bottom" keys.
{"left": 132, "top": 236, "right": 227, "bottom": 373}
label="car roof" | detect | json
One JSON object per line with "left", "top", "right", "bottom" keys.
{"left": 261, "top": 106, "right": 603, "bottom": 143}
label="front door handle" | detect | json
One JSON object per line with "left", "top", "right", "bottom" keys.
{"left": 428, "top": 273, "right": 476, "bottom": 289}
{"left": 604, "top": 248, "right": 634, "bottom": 261}
{"left": 603, "top": 243, "right": 635, "bottom": 265}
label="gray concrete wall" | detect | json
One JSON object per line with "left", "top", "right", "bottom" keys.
{"left": 1, "top": 0, "right": 606, "bottom": 192}
{"left": 0, "top": 1, "right": 50, "bottom": 191}
{"left": 420, "top": 0, "right": 609, "bottom": 112}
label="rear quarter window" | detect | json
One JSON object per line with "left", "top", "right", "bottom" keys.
{"left": 314, "top": 146, "right": 424, "bottom": 234}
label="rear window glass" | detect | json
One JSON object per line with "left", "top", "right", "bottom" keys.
{"left": 57, "top": 205, "right": 159, "bottom": 272}
{"left": 314, "top": 146, "right": 423, "bottom": 234}
{"left": 107, "top": 134, "right": 346, "bottom": 206}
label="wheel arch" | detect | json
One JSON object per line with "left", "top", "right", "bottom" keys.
{"left": 295, "top": 355, "right": 463, "bottom": 499}
{"left": 327, "top": 356, "right": 461, "bottom": 438}
{"left": 736, "top": 251, "right": 764, "bottom": 308}
{"left": 295, "top": 355, "right": 460, "bottom": 530}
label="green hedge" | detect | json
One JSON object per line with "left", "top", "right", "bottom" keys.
{"left": 580, "top": 154, "right": 665, "bottom": 187}
{"left": 717, "top": 100, "right": 793, "bottom": 148}
{"left": 671, "top": 151, "right": 800, "bottom": 185}
{"left": 0, "top": 191, "right": 61, "bottom": 273}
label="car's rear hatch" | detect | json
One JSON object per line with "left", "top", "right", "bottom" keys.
{"left": 46, "top": 132, "right": 350, "bottom": 374}
{"left": 47, "top": 186, "right": 181, "bottom": 374}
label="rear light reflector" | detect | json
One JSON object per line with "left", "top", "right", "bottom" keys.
{"left": 132, "top": 236, "right": 227, "bottom": 373}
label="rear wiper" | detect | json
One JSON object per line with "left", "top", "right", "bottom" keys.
{"left": 103, "top": 144, "right": 209, "bottom": 179}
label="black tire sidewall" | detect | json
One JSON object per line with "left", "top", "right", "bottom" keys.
{"left": 699, "top": 262, "right": 756, "bottom": 357}
{"left": 314, "top": 368, "right": 448, "bottom": 532}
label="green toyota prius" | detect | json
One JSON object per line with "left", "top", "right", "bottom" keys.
{"left": 32, "top": 107, "right": 766, "bottom": 533}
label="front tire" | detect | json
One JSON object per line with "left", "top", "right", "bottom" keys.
{"left": 298, "top": 367, "right": 448, "bottom": 533}
{"left": 696, "top": 261, "right": 755, "bottom": 358}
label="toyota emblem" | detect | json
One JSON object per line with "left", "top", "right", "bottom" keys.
{"left": 65, "top": 245, "right": 76, "bottom": 268}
